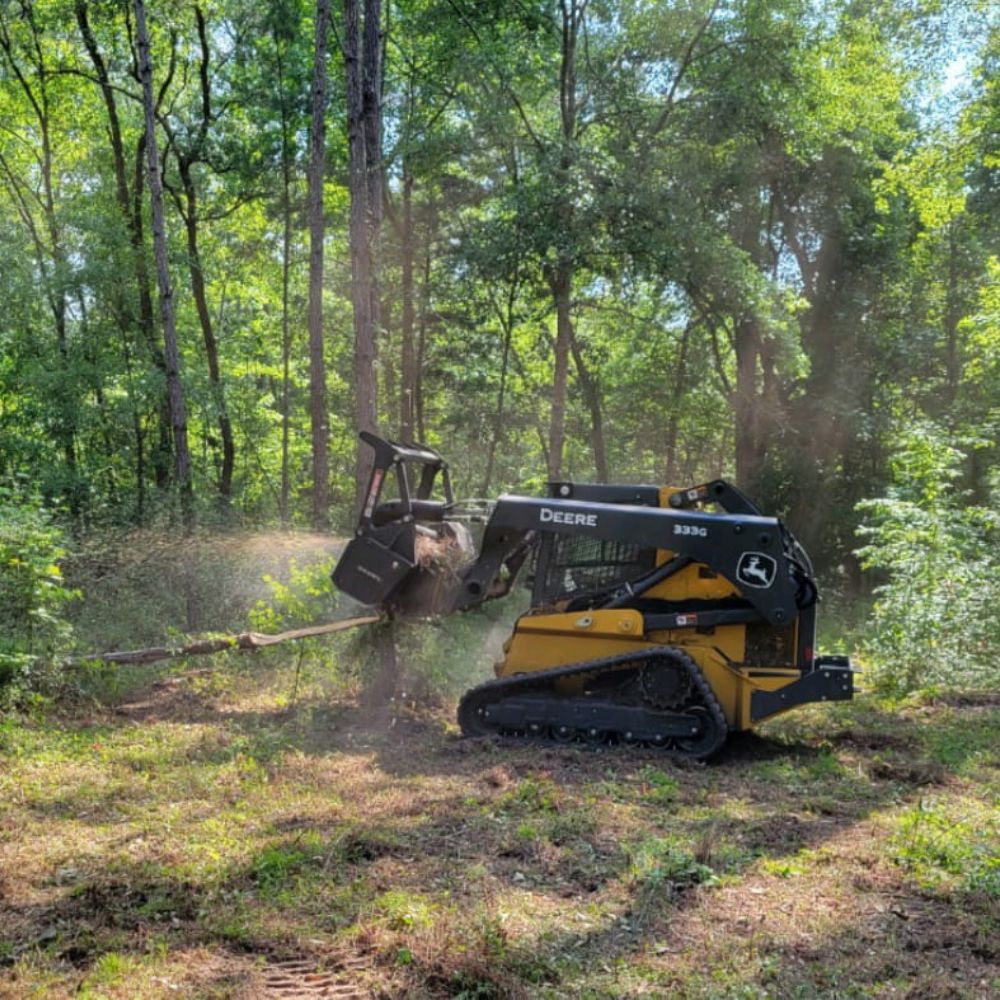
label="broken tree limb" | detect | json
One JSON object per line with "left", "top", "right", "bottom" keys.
{"left": 76, "top": 615, "right": 382, "bottom": 666}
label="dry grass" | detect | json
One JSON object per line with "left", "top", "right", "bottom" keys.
{"left": 1, "top": 657, "right": 998, "bottom": 998}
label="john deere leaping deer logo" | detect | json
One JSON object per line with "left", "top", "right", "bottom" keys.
{"left": 736, "top": 552, "right": 777, "bottom": 589}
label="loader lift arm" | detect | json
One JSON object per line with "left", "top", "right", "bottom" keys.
{"left": 454, "top": 493, "right": 808, "bottom": 626}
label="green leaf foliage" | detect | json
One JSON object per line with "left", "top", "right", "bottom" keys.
{"left": 0, "top": 487, "right": 78, "bottom": 702}
{"left": 856, "top": 422, "right": 1000, "bottom": 693}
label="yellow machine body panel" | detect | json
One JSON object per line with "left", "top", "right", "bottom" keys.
{"left": 498, "top": 609, "right": 806, "bottom": 733}
{"left": 644, "top": 563, "right": 740, "bottom": 602}
{"left": 494, "top": 486, "right": 804, "bottom": 733}
{"left": 500, "top": 609, "right": 647, "bottom": 693}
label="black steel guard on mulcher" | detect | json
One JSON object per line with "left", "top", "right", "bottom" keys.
{"left": 331, "top": 433, "right": 456, "bottom": 608}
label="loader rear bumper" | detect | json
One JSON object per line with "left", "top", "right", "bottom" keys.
{"left": 749, "top": 655, "right": 855, "bottom": 723}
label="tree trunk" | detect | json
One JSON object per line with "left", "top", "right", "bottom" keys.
{"left": 724, "top": 190, "right": 784, "bottom": 492}
{"left": 547, "top": 259, "right": 573, "bottom": 480}
{"left": 180, "top": 161, "right": 234, "bottom": 503}
{"left": 276, "top": 30, "right": 293, "bottom": 527}
{"left": 346, "top": 0, "right": 395, "bottom": 703}
{"left": 482, "top": 311, "right": 513, "bottom": 497}
{"left": 544, "top": 0, "right": 583, "bottom": 482}
{"left": 364, "top": 620, "right": 399, "bottom": 706}
{"left": 664, "top": 323, "right": 691, "bottom": 483}
{"left": 78, "top": 614, "right": 380, "bottom": 666}
{"left": 733, "top": 316, "right": 761, "bottom": 490}
{"left": 569, "top": 330, "right": 608, "bottom": 482}
{"left": 944, "top": 220, "right": 961, "bottom": 414}
{"left": 345, "top": 0, "right": 382, "bottom": 515}
{"left": 135, "top": 135, "right": 173, "bottom": 492}
{"left": 399, "top": 171, "right": 416, "bottom": 441}
{"left": 415, "top": 210, "right": 433, "bottom": 442}
{"left": 308, "top": 0, "right": 331, "bottom": 529}
{"left": 362, "top": 0, "right": 383, "bottom": 247}
{"left": 134, "top": 0, "right": 193, "bottom": 525}
{"left": 362, "top": 0, "right": 383, "bottom": 463}
{"left": 39, "top": 100, "right": 76, "bottom": 512}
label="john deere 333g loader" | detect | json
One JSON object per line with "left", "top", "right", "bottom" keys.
{"left": 332, "top": 433, "right": 854, "bottom": 759}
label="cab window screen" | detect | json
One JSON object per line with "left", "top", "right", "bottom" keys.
{"left": 535, "top": 534, "right": 656, "bottom": 602}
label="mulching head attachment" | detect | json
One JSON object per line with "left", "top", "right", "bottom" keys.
{"left": 331, "top": 433, "right": 475, "bottom": 616}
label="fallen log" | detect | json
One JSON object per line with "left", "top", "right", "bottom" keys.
{"left": 76, "top": 615, "right": 381, "bottom": 666}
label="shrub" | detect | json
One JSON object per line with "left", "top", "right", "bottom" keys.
{"left": 856, "top": 424, "right": 1000, "bottom": 693}
{"left": 250, "top": 555, "right": 340, "bottom": 631}
{"left": 892, "top": 798, "right": 1000, "bottom": 897}
{"left": 0, "top": 487, "right": 78, "bottom": 704}
{"left": 627, "top": 836, "right": 718, "bottom": 890}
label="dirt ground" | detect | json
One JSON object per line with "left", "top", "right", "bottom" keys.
{"left": 1, "top": 657, "right": 998, "bottom": 998}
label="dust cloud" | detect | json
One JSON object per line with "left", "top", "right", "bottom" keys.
{"left": 65, "top": 529, "right": 346, "bottom": 651}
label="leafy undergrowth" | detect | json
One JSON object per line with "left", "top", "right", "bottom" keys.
{"left": 1, "top": 660, "right": 998, "bottom": 999}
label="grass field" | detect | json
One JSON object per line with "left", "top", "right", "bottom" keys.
{"left": 1, "top": 652, "right": 998, "bottom": 998}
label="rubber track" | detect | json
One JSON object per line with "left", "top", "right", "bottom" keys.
{"left": 457, "top": 645, "right": 728, "bottom": 759}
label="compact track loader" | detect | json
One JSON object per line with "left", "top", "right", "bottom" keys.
{"left": 332, "top": 433, "right": 853, "bottom": 759}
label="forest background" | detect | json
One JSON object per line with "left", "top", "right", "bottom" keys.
{"left": 2, "top": 0, "right": 1000, "bottom": 698}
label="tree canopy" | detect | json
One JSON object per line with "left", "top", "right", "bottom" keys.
{"left": 0, "top": 0, "right": 996, "bottom": 583}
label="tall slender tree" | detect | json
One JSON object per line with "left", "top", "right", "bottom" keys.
{"left": 308, "top": 0, "right": 331, "bottom": 528}
{"left": 344, "top": 0, "right": 382, "bottom": 514}
{"left": 160, "top": 7, "right": 235, "bottom": 505}
{"left": 134, "top": 0, "right": 193, "bottom": 524}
